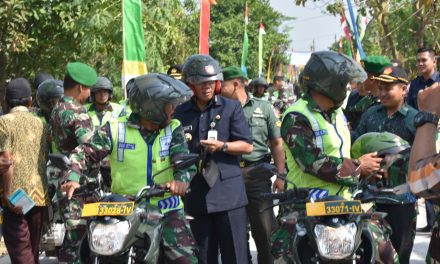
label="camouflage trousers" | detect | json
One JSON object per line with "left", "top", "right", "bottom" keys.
{"left": 270, "top": 206, "right": 399, "bottom": 264}
{"left": 162, "top": 210, "right": 198, "bottom": 264}
{"left": 426, "top": 203, "right": 440, "bottom": 264}
{"left": 47, "top": 165, "right": 100, "bottom": 263}
{"left": 57, "top": 193, "right": 96, "bottom": 264}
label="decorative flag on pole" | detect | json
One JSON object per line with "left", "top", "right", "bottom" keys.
{"left": 199, "top": 0, "right": 217, "bottom": 54}
{"left": 338, "top": 36, "right": 343, "bottom": 54}
{"left": 340, "top": 13, "right": 355, "bottom": 59}
{"left": 240, "top": 0, "right": 249, "bottom": 77}
{"left": 122, "top": 0, "right": 147, "bottom": 97}
{"left": 258, "top": 22, "right": 266, "bottom": 77}
{"left": 356, "top": 16, "right": 368, "bottom": 61}
{"left": 266, "top": 46, "right": 275, "bottom": 83}
{"left": 346, "top": 0, "right": 366, "bottom": 59}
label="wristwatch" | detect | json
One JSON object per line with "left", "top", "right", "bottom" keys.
{"left": 414, "top": 111, "right": 439, "bottom": 128}
{"left": 221, "top": 142, "right": 228, "bottom": 152}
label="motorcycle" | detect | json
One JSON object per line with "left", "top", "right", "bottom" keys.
{"left": 46, "top": 153, "right": 199, "bottom": 264}
{"left": 255, "top": 155, "right": 404, "bottom": 264}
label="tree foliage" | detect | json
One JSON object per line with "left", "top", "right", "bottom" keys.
{"left": 0, "top": 0, "right": 290, "bottom": 104}
{"left": 210, "top": 0, "right": 292, "bottom": 79}
{"left": 293, "top": 0, "right": 440, "bottom": 75}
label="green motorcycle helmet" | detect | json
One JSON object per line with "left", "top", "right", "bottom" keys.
{"left": 252, "top": 77, "right": 268, "bottom": 89}
{"left": 299, "top": 51, "right": 367, "bottom": 105}
{"left": 37, "top": 79, "right": 64, "bottom": 118}
{"left": 91, "top": 76, "right": 113, "bottom": 101}
{"left": 127, "top": 73, "right": 193, "bottom": 126}
{"left": 351, "top": 132, "right": 410, "bottom": 159}
{"left": 182, "top": 54, "right": 223, "bottom": 85}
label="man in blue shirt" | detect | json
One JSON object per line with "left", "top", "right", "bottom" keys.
{"left": 175, "top": 54, "right": 253, "bottom": 264}
{"left": 352, "top": 66, "right": 418, "bottom": 264}
{"left": 407, "top": 47, "right": 439, "bottom": 110}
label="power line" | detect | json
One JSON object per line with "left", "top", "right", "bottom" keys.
{"left": 292, "top": 14, "right": 333, "bottom": 23}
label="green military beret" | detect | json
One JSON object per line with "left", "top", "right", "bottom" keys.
{"left": 66, "top": 62, "right": 98, "bottom": 87}
{"left": 223, "top": 66, "right": 246, "bottom": 81}
{"left": 360, "top": 56, "right": 392, "bottom": 75}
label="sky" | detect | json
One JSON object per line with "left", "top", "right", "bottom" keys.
{"left": 269, "top": 0, "right": 343, "bottom": 52}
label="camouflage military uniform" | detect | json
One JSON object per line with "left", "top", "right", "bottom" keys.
{"left": 50, "top": 96, "right": 94, "bottom": 156}
{"left": 351, "top": 103, "right": 418, "bottom": 263}
{"left": 271, "top": 95, "right": 399, "bottom": 263}
{"left": 119, "top": 98, "right": 132, "bottom": 116}
{"left": 351, "top": 103, "right": 417, "bottom": 144}
{"left": 50, "top": 95, "right": 95, "bottom": 264}
{"left": 67, "top": 113, "right": 198, "bottom": 263}
{"left": 344, "top": 94, "right": 380, "bottom": 130}
{"left": 272, "top": 85, "right": 295, "bottom": 119}
{"left": 84, "top": 102, "right": 125, "bottom": 191}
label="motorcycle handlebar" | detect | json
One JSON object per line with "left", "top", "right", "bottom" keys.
{"left": 144, "top": 187, "right": 167, "bottom": 198}
{"left": 260, "top": 192, "right": 288, "bottom": 200}
{"left": 260, "top": 188, "right": 309, "bottom": 201}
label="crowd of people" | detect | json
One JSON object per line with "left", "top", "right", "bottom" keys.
{"left": 0, "top": 46, "right": 438, "bottom": 264}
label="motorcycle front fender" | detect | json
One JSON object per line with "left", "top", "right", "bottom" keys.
{"left": 136, "top": 212, "right": 163, "bottom": 263}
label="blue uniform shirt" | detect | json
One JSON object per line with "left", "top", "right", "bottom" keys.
{"left": 175, "top": 95, "right": 252, "bottom": 215}
{"left": 407, "top": 71, "right": 440, "bottom": 110}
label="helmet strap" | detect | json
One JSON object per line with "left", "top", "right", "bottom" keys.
{"left": 215, "top": 80, "right": 221, "bottom": 94}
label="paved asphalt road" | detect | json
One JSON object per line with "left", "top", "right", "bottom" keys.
{"left": 0, "top": 199, "right": 432, "bottom": 263}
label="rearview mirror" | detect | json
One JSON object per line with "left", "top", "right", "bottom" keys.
{"left": 48, "top": 154, "right": 71, "bottom": 170}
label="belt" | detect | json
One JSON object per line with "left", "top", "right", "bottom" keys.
{"left": 239, "top": 159, "right": 265, "bottom": 168}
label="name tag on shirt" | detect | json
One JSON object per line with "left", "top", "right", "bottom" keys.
{"left": 160, "top": 136, "right": 172, "bottom": 157}
{"left": 118, "top": 143, "right": 136, "bottom": 150}
{"left": 182, "top": 125, "right": 193, "bottom": 132}
{"left": 314, "top": 130, "right": 328, "bottom": 137}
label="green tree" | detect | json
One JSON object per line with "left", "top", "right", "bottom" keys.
{"left": 209, "top": 0, "right": 292, "bottom": 79}
{"left": 0, "top": 0, "right": 291, "bottom": 106}
{"left": 292, "top": 0, "right": 439, "bottom": 75}
{"left": 0, "top": 0, "right": 196, "bottom": 103}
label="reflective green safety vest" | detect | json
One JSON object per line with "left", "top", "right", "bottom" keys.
{"left": 109, "top": 117, "right": 183, "bottom": 213}
{"left": 282, "top": 98, "right": 352, "bottom": 199}
{"left": 86, "top": 102, "right": 124, "bottom": 128}
{"left": 119, "top": 99, "right": 132, "bottom": 116}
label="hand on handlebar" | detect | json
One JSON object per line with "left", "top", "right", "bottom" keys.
{"left": 272, "top": 178, "right": 285, "bottom": 193}
{"left": 164, "top": 180, "right": 189, "bottom": 196}
{"left": 61, "top": 181, "right": 81, "bottom": 200}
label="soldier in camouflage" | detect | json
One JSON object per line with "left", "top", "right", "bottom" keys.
{"left": 352, "top": 132, "right": 416, "bottom": 264}
{"left": 85, "top": 76, "right": 124, "bottom": 129}
{"left": 344, "top": 55, "right": 392, "bottom": 130}
{"left": 351, "top": 67, "right": 418, "bottom": 263}
{"left": 63, "top": 73, "right": 198, "bottom": 263}
{"left": 84, "top": 77, "right": 124, "bottom": 190}
{"left": 252, "top": 77, "right": 270, "bottom": 100}
{"left": 272, "top": 85, "right": 294, "bottom": 119}
{"left": 271, "top": 51, "right": 399, "bottom": 263}
{"left": 34, "top": 79, "right": 64, "bottom": 154}
{"left": 49, "top": 62, "right": 97, "bottom": 264}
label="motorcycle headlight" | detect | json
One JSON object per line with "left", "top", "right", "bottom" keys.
{"left": 89, "top": 220, "right": 130, "bottom": 255}
{"left": 314, "top": 222, "right": 357, "bottom": 260}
